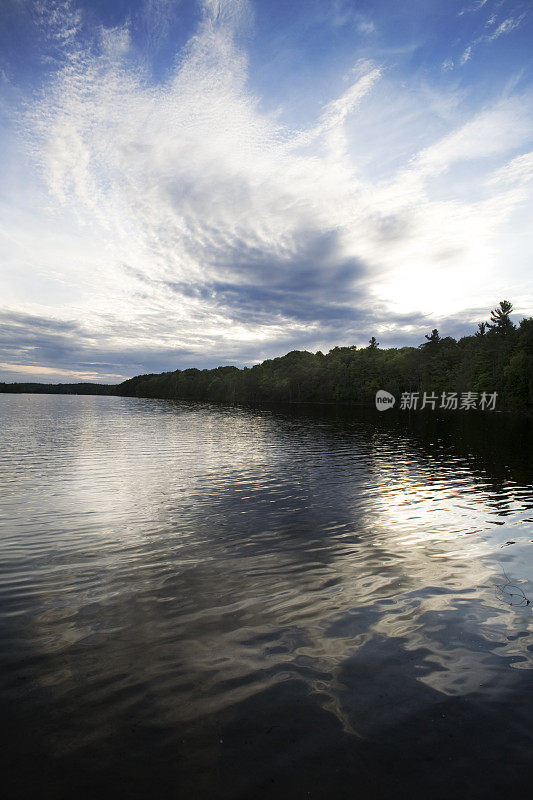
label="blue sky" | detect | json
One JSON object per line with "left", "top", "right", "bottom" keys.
{"left": 0, "top": 0, "right": 532, "bottom": 383}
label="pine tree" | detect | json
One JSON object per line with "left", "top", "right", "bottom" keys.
{"left": 423, "top": 329, "right": 440, "bottom": 347}
{"left": 487, "top": 300, "right": 514, "bottom": 335}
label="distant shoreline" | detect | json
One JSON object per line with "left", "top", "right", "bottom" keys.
{"left": 0, "top": 382, "right": 116, "bottom": 395}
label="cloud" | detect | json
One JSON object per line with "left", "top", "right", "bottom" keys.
{"left": 460, "top": 45, "right": 472, "bottom": 65}
{"left": 459, "top": 0, "right": 489, "bottom": 16}
{"left": 487, "top": 151, "right": 533, "bottom": 186}
{"left": 326, "top": 1, "right": 375, "bottom": 34}
{"left": 0, "top": 0, "right": 532, "bottom": 380}
{"left": 487, "top": 14, "right": 526, "bottom": 41}
{"left": 452, "top": 4, "right": 528, "bottom": 69}
{"left": 410, "top": 99, "right": 532, "bottom": 178}
{"left": 0, "top": 309, "right": 203, "bottom": 382}
{"left": 138, "top": 0, "right": 181, "bottom": 51}
{"left": 357, "top": 20, "right": 376, "bottom": 35}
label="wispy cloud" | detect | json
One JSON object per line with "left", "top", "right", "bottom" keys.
{"left": 487, "top": 150, "right": 533, "bottom": 186}
{"left": 487, "top": 14, "right": 526, "bottom": 41}
{"left": 460, "top": 45, "right": 473, "bottom": 65}
{"left": 459, "top": 0, "right": 489, "bottom": 17}
{"left": 0, "top": 0, "right": 532, "bottom": 380}
{"left": 453, "top": 2, "right": 528, "bottom": 68}
{"left": 357, "top": 20, "right": 376, "bottom": 35}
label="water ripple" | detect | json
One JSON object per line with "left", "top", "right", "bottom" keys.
{"left": 1, "top": 394, "right": 533, "bottom": 797}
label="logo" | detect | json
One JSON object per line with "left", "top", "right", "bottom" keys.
{"left": 375, "top": 390, "right": 396, "bottom": 411}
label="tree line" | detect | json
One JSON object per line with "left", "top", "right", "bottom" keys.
{"left": 0, "top": 382, "right": 115, "bottom": 395}
{"left": 117, "top": 301, "right": 533, "bottom": 411}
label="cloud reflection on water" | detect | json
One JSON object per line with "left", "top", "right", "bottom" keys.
{"left": 1, "top": 395, "right": 531, "bottom": 753}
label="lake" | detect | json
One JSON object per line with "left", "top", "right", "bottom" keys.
{"left": 1, "top": 394, "right": 533, "bottom": 798}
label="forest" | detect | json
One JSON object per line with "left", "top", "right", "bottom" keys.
{"left": 117, "top": 301, "right": 533, "bottom": 412}
{"left": 0, "top": 382, "right": 115, "bottom": 395}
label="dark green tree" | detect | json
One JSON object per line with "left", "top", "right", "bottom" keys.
{"left": 487, "top": 300, "right": 514, "bottom": 335}
{"left": 423, "top": 329, "right": 440, "bottom": 348}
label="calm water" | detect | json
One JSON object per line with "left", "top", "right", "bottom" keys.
{"left": 1, "top": 394, "right": 533, "bottom": 798}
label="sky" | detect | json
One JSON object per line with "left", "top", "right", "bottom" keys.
{"left": 0, "top": 0, "right": 532, "bottom": 383}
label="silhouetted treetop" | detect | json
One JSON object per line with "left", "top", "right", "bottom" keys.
{"left": 487, "top": 300, "right": 514, "bottom": 335}
{"left": 423, "top": 329, "right": 440, "bottom": 348}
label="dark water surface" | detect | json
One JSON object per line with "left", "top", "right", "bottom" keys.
{"left": 1, "top": 394, "right": 533, "bottom": 799}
